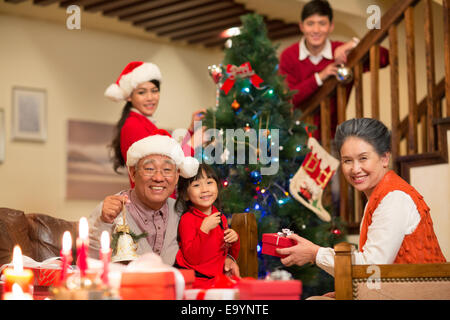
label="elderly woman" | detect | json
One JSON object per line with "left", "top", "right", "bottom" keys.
{"left": 278, "top": 118, "right": 446, "bottom": 277}
{"left": 105, "top": 61, "right": 205, "bottom": 187}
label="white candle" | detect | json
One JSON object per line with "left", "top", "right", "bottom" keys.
{"left": 100, "top": 231, "right": 111, "bottom": 286}
{"left": 60, "top": 231, "right": 73, "bottom": 283}
{"left": 3, "top": 283, "right": 33, "bottom": 300}
{"left": 2, "top": 245, "right": 34, "bottom": 295}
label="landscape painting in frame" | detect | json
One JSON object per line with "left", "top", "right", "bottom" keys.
{"left": 66, "top": 119, "right": 129, "bottom": 200}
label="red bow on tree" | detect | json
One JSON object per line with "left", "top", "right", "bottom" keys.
{"left": 220, "top": 62, "right": 263, "bottom": 94}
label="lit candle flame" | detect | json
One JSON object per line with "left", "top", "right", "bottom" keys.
{"left": 79, "top": 217, "right": 89, "bottom": 241}
{"left": 101, "top": 231, "right": 110, "bottom": 253}
{"left": 12, "top": 283, "right": 23, "bottom": 295}
{"left": 62, "top": 231, "right": 72, "bottom": 253}
{"left": 12, "top": 245, "right": 23, "bottom": 273}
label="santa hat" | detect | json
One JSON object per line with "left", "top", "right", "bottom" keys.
{"left": 105, "top": 61, "right": 162, "bottom": 102}
{"left": 126, "top": 130, "right": 199, "bottom": 178}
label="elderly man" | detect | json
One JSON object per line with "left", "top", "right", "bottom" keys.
{"left": 88, "top": 133, "right": 240, "bottom": 276}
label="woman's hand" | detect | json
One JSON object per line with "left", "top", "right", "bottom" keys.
{"left": 189, "top": 108, "right": 207, "bottom": 132}
{"left": 276, "top": 233, "right": 320, "bottom": 267}
{"left": 200, "top": 212, "right": 221, "bottom": 233}
{"left": 101, "top": 194, "right": 128, "bottom": 223}
{"left": 224, "top": 228, "right": 238, "bottom": 243}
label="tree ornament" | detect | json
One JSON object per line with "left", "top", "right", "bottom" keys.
{"left": 244, "top": 123, "right": 251, "bottom": 132}
{"left": 231, "top": 99, "right": 240, "bottom": 111}
{"left": 208, "top": 64, "right": 223, "bottom": 109}
{"left": 289, "top": 137, "right": 340, "bottom": 222}
{"left": 335, "top": 64, "right": 353, "bottom": 84}
{"left": 220, "top": 62, "right": 264, "bottom": 94}
{"left": 250, "top": 170, "right": 262, "bottom": 184}
{"left": 111, "top": 203, "right": 147, "bottom": 263}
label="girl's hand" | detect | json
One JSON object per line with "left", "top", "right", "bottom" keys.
{"left": 200, "top": 212, "right": 221, "bottom": 234}
{"left": 224, "top": 228, "right": 238, "bottom": 243}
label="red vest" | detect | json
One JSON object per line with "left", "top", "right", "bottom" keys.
{"left": 359, "top": 170, "right": 446, "bottom": 264}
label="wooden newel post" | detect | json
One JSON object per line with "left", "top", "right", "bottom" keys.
{"left": 334, "top": 242, "right": 353, "bottom": 300}
{"left": 231, "top": 212, "right": 258, "bottom": 278}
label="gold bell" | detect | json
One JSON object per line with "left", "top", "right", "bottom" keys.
{"left": 111, "top": 204, "right": 139, "bottom": 263}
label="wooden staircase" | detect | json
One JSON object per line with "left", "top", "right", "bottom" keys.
{"left": 296, "top": 0, "right": 450, "bottom": 234}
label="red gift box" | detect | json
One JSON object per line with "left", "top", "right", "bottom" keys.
{"left": 261, "top": 233, "right": 296, "bottom": 258}
{"left": 238, "top": 278, "right": 302, "bottom": 300}
{"left": 120, "top": 272, "right": 176, "bottom": 300}
{"left": 31, "top": 268, "right": 62, "bottom": 287}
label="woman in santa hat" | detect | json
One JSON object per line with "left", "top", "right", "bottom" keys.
{"left": 105, "top": 61, "right": 205, "bottom": 187}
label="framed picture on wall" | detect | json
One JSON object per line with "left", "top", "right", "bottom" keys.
{"left": 0, "top": 109, "right": 4, "bottom": 163}
{"left": 12, "top": 87, "right": 47, "bottom": 142}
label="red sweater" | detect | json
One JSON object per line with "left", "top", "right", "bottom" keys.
{"left": 175, "top": 206, "right": 240, "bottom": 288}
{"left": 360, "top": 171, "right": 446, "bottom": 264}
{"left": 279, "top": 40, "right": 389, "bottom": 140}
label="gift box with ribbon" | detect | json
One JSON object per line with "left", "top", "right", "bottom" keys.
{"left": 238, "top": 271, "right": 302, "bottom": 300}
{"left": 184, "top": 274, "right": 238, "bottom": 300}
{"left": 119, "top": 253, "right": 185, "bottom": 300}
{"left": 261, "top": 229, "right": 296, "bottom": 258}
{"left": 120, "top": 271, "right": 176, "bottom": 300}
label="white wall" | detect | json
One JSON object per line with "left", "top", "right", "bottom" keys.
{"left": 410, "top": 131, "right": 450, "bottom": 260}
{"left": 0, "top": 13, "right": 222, "bottom": 221}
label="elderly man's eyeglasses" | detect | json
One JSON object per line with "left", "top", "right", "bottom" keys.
{"left": 139, "top": 165, "right": 176, "bottom": 177}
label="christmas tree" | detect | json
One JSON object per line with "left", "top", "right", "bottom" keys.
{"left": 200, "top": 14, "right": 346, "bottom": 298}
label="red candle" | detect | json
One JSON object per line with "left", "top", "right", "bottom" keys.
{"left": 100, "top": 231, "right": 111, "bottom": 286}
{"left": 59, "top": 231, "right": 72, "bottom": 284}
{"left": 76, "top": 217, "right": 89, "bottom": 277}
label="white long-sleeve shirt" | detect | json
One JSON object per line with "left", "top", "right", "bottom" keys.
{"left": 315, "top": 190, "right": 421, "bottom": 276}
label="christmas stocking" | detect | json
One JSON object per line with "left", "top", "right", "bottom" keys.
{"left": 289, "top": 137, "right": 340, "bottom": 222}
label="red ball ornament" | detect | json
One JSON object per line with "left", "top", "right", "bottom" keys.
{"left": 332, "top": 228, "right": 342, "bottom": 236}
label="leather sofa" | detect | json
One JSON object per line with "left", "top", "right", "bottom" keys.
{"left": 0, "top": 207, "right": 78, "bottom": 266}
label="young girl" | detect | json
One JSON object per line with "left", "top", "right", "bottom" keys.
{"left": 174, "top": 164, "right": 240, "bottom": 289}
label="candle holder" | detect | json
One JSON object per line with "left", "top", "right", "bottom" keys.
{"left": 50, "top": 270, "right": 111, "bottom": 300}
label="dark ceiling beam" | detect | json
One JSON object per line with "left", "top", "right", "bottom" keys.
{"left": 152, "top": 7, "right": 248, "bottom": 34}
{"left": 33, "top": 0, "right": 60, "bottom": 5}
{"left": 138, "top": 1, "right": 233, "bottom": 29}
{"left": 165, "top": 16, "right": 241, "bottom": 39}
{"left": 268, "top": 25, "right": 300, "bottom": 40}
{"left": 121, "top": 0, "right": 216, "bottom": 22}
{"left": 84, "top": 0, "right": 143, "bottom": 13}
{"left": 101, "top": 0, "right": 181, "bottom": 17}
{"left": 184, "top": 28, "right": 226, "bottom": 44}
{"left": 59, "top": 0, "right": 100, "bottom": 6}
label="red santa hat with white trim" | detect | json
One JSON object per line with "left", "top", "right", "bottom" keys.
{"left": 104, "top": 61, "right": 162, "bottom": 102}
{"left": 126, "top": 129, "right": 199, "bottom": 178}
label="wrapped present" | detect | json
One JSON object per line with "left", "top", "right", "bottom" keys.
{"left": 119, "top": 253, "right": 185, "bottom": 300}
{"left": 32, "top": 267, "right": 62, "bottom": 287}
{"left": 184, "top": 288, "right": 238, "bottom": 300}
{"left": 120, "top": 271, "right": 176, "bottom": 300}
{"left": 184, "top": 274, "right": 239, "bottom": 300}
{"left": 261, "top": 229, "right": 296, "bottom": 258}
{"left": 238, "top": 277, "right": 302, "bottom": 300}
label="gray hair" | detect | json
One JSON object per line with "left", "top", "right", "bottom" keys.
{"left": 334, "top": 118, "right": 391, "bottom": 157}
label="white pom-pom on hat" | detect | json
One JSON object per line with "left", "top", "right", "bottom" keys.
{"left": 105, "top": 61, "right": 162, "bottom": 102}
{"left": 126, "top": 133, "right": 199, "bottom": 179}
